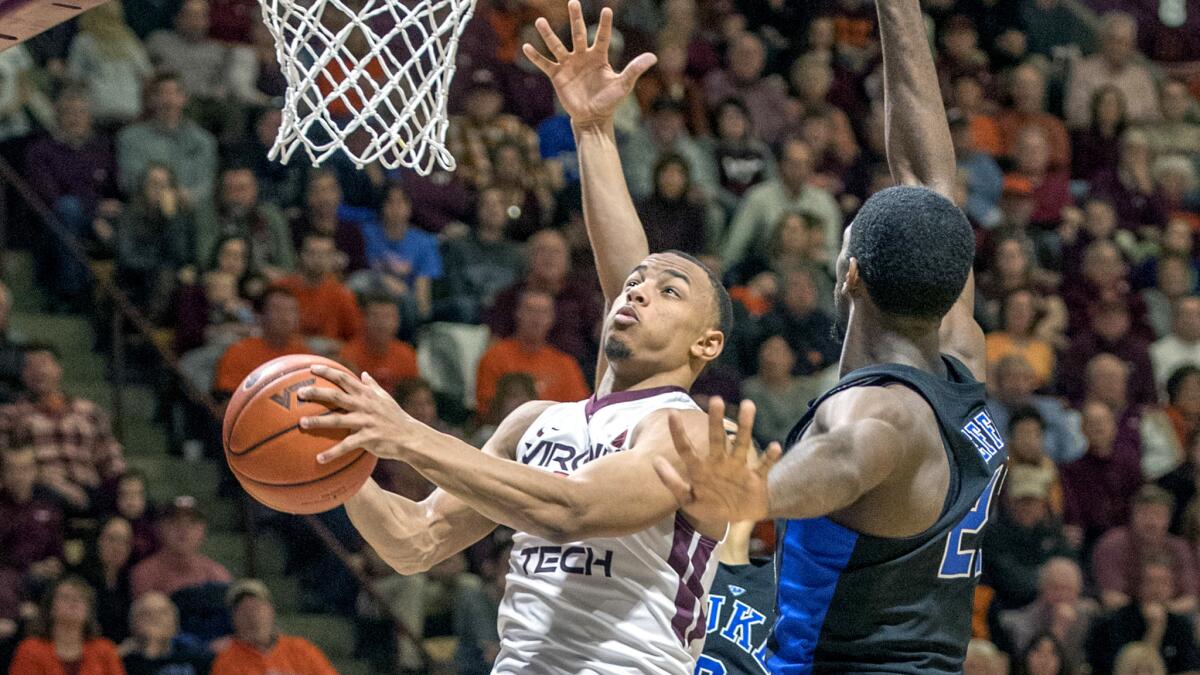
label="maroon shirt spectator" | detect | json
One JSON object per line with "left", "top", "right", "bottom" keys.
{"left": 1061, "top": 400, "right": 1143, "bottom": 545}
{"left": 1059, "top": 239, "right": 1150, "bottom": 338}
{"left": 702, "top": 33, "right": 792, "bottom": 145}
{"left": 1088, "top": 129, "right": 1168, "bottom": 232}
{"left": 393, "top": 167, "right": 474, "bottom": 235}
{"left": 1007, "top": 125, "right": 1072, "bottom": 228}
{"left": 290, "top": 170, "right": 369, "bottom": 273}
{"left": 634, "top": 41, "right": 710, "bottom": 138}
{"left": 0, "top": 446, "right": 63, "bottom": 573}
{"left": 996, "top": 63, "right": 1072, "bottom": 171}
{"left": 1059, "top": 303, "right": 1157, "bottom": 407}
{"left": 207, "top": 0, "right": 257, "bottom": 43}
{"left": 24, "top": 90, "right": 118, "bottom": 220}
{"left": 935, "top": 15, "right": 992, "bottom": 100}
{"left": 1070, "top": 85, "right": 1127, "bottom": 181}
{"left": 486, "top": 229, "right": 602, "bottom": 367}
{"left": 113, "top": 470, "right": 159, "bottom": 563}
{"left": 1083, "top": 0, "right": 1200, "bottom": 64}
{"left": 130, "top": 498, "right": 231, "bottom": 598}
{"left": 635, "top": 154, "right": 708, "bottom": 256}
{"left": 1092, "top": 485, "right": 1199, "bottom": 614}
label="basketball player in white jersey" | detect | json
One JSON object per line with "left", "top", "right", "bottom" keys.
{"left": 295, "top": 4, "right": 777, "bottom": 673}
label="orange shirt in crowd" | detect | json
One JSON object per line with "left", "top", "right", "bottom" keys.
{"left": 214, "top": 337, "right": 310, "bottom": 394}
{"left": 276, "top": 276, "right": 364, "bottom": 343}
{"left": 985, "top": 333, "right": 1055, "bottom": 388}
{"left": 969, "top": 114, "right": 1005, "bottom": 157}
{"left": 211, "top": 635, "right": 337, "bottom": 675}
{"left": 338, "top": 338, "right": 419, "bottom": 395}
{"left": 8, "top": 637, "right": 124, "bottom": 675}
{"left": 475, "top": 338, "right": 589, "bottom": 413}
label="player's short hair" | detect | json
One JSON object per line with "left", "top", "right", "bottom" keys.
{"left": 846, "top": 186, "right": 974, "bottom": 320}
{"left": 662, "top": 250, "right": 733, "bottom": 338}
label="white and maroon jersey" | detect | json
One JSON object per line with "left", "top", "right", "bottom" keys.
{"left": 493, "top": 386, "right": 723, "bottom": 675}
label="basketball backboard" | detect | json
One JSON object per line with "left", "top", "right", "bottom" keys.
{"left": 0, "top": 0, "right": 110, "bottom": 53}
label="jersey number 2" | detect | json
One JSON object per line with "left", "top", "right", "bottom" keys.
{"left": 937, "top": 468, "right": 1005, "bottom": 579}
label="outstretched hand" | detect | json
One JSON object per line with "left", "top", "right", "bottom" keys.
{"left": 297, "top": 365, "right": 425, "bottom": 464}
{"left": 522, "top": 0, "right": 657, "bottom": 129}
{"left": 653, "top": 398, "right": 783, "bottom": 524}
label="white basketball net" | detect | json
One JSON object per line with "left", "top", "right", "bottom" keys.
{"left": 259, "top": 0, "right": 477, "bottom": 174}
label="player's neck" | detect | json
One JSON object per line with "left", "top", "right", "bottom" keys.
{"left": 601, "top": 364, "right": 693, "bottom": 397}
{"left": 839, "top": 320, "right": 943, "bottom": 377}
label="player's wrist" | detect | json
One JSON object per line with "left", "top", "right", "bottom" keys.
{"left": 570, "top": 117, "right": 616, "bottom": 137}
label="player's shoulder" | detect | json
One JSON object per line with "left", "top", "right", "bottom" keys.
{"left": 814, "top": 383, "right": 926, "bottom": 433}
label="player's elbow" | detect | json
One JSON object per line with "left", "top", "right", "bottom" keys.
{"left": 526, "top": 503, "right": 586, "bottom": 544}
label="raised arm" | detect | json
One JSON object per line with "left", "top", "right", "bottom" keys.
{"left": 877, "top": 0, "right": 984, "bottom": 379}
{"left": 523, "top": 1, "right": 657, "bottom": 305}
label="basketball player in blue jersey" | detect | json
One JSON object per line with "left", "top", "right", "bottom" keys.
{"left": 655, "top": 1, "right": 1007, "bottom": 672}
{"left": 292, "top": 4, "right": 775, "bottom": 672}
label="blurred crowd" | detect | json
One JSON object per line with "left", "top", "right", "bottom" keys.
{"left": 0, "top": 0, "right": 1198, "bottom": 673}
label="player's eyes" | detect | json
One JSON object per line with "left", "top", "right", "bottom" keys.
{"left": 625, "top": 278, "right": 641, "bottom": 288}
{"left": 664, "top": 287, "right": 679, "bottom": 297}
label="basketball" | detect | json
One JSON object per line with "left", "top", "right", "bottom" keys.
{"left": 222, "top": 354, "right": 376, "bottom": 515}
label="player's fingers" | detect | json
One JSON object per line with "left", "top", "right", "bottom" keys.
{"left": 592, "top": 6, "right": 612, "bottom": 55}
{"left": 706, "top": 397, "right": 727, "bottom": 457}
{"left": 522, "top": 43, "right": 558, "bottom": 75}
{"left": 735, "top": 400, "right": 758, "bottom": 457}
{"left": 311, "top": 365, "right": 362, "bottom": 393}
{"left": 567, "top": 0, "right": 587, "bottom": 52}
{"left": 360, "top": 372, "right": 390, "bottom": 399}
{"left": 535, "top": 17, "right": 568, "bottom": 59}
{"left": 667, "top": 411, "right": 698, "bottom": 461}
{"left": 652, "top": 456, "right": 693, "bottom": 506}
{"left": 297, "top": 385, "right": 352, "bottom": 409}
{"left": 618, "top": 52, "right": 658, "bottom": 88}
{"left": 759, "top": 442, "right": 783, "bottom": 477}
{"left": 299, "top": 411, "right": 362, "bottom": 431}
{"left": 316, "top": 433, "right": 363, "bottom": 464}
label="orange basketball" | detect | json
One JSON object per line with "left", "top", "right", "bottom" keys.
{"left": 222, "top": 354, "right": 376, "bottom": 514}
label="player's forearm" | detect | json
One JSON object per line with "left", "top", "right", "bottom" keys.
{"left": 344, "top": 479, "right": 442, "bottom": 574}
{"left": 575, "top": 121, "right": 649, "bottom": 301}
{"left": 402, "top": 428, "right": 584, "bottom": 542}
{"left": 876, "top": 0, "right": 956, "bottom": 196}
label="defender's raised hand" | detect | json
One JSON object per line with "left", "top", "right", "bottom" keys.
{"left": 522, "top": 0, "right": 657, "bottom": 129}
{"left": 653, "top": 398, "right": 783, "bottom": 524}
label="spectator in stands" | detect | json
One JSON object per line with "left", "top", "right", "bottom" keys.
{"left": 446, "top": 66, "right": 543, "bottom": 190}
{"left": 1092, "top": 486, "right": 1199, "bottom": 614}
{"left": 228, "top": 109, "right": 307, "bottom": 213}
{"left": 337, "top": 296, "right": 418, "bottom": 396}
{"left": 289, "top": 169, "right": 368, "bottom": 272}
{"left": 131, "top": 497, "right": 231, "bottom": 598}
{"left": 1060, "top": 239, "right": 1147, "bottom": 338}
{"left": 997, "top": 63, "right": 1071, "bottom": 171}
{"left": 470, "top": 373, "right": 537, "bottom": 448}
{"left": 0, "top": 344, "right": 126, "bottom": 513}
{"left": 1144, "top": 256, "right": 1196, "bottom": 340}
{"left": 1151, "top": 297, "right": 1200, "bottom": 389}
{"left": 113, "top": 470, "right": 157, "bottom": 563}
{"left": 174, "top": 263, "right": 257, "bottom": 356}
{"left": 982, "top": 465, "right": 1074, "bottom": 610}
{"left": 935, "top": 15, "right": 990, "bottom": 98}
{"left": 1013, "top": 634, "right": 1069, "bottom": 675}
{"left": 633, "top": 39, "right": 708, "bottom": 138}
{"left": 1086, "top": 555, "right": 1200, "bottom": 675}
{"left": 1008, "top": 125, "right": 1072, "bottom": 230}
{"left": 1090, "top": 130, "right": 1169, "bottom": 232}
{"left": 0, "top": 281, "right": 24, "bottom": 404}
{"left": 1141, "top": 79, "right": 1200, "bottom": 163}
{"left": 985, "top": 289, "right": 1056, "bottom": 389}
{"left": 741, "top": 336, "right": 826, "bottom": 445}
{"left": 475, "top": 289, "right": 588, "bottom": 413}
{"left": 987, "top": 355, "right": 1084, "bottom": 464}
{"left": 721, "top": 137, "right": 842, "bottom": 265}
{"left": 453, "top": 541, "right": 507, "bottom": 675}
{"left": 620, "top": 96, "right": 717, "bottom": 203}
{"left": 1064, "top": 12, "right": 1161, "bottom": 130}
{"left": 1071, "top": 86, "right": 1127, "bottom": 182}
{"left": 1006, "top": 408, "right": 1063, "bottom": 515}
{"left": 212, "top": 579, "right": 336, "bottom": 675}
{"left": 702, "top": 32, "right": 790, "bottom": 145}
{"left": 0, "top": 445, "right": 63, "bottom": 594}
{"left": 117, "top": 71, "right": 218, "bottom": 205}
{"left": 488, "top": 139, "right": 554, "bottom": 242}
{"left": 116, "top": 164, "right": 196, "bottom": 319}
{"left": 25, "top": 87, "right": 121, "bottom": 311}
{"left": 1112, "top": 643, "right": 1168, "bottom": 675}
{"left": 998, "top": 558, "right": 1098, "bottom": 668}
{"left": 725, "top": 211, "right": 833, "bottom": 314}
{"left": 7, "top": 576, "right": 123, "bottom": 674}
{"left": 436, "top": 187, "right": 524, "bottom": 324}
{"left": 759, "top": 269, "right": 840, "bottom": 376}
{"left": 635, "top": 153, "right": 708, "bottom": 255}
{"left": 1061, "top": 400, "right": 1143, "bottom": 553}
{"left": 1059, "top": 302, "right": 1157, "bottom": 407}
{"left": 1163, "top": 366, "right": 1200, "bottom": 453}
{"left": 214, "top": 287, "right": 307, "bottom": 398}
{"left": 277, "top": 235, "right": 364, "bottom": 347}
{"left": 951, "top": 108, "right": 1004, "bottom": 228}
{"left": 122, "top": 591, "right": 212, "bottom": 675}
{"left": 66, "top": 2, "right": 152, "bottom": 127}
{"left": 145, "top": 0, "right": 234, "bottom": 114}
{"left": 78, "top": 516, "right": 134, "bottom": 642}
{"left": 705, "top": 97, "right": 774, "bottom": 217}
{"left": 353, "top": 183, "right": 442, "bottom": 320}
{"left": 963, "top": 639, "right": 1006, "bottom": 675}
{"left": 486, "top": 229, "right": 602, "bottom": 367}
{"left": 196, "top": 167, "right": 295, "bottom": 281}
{"left": 787, "top": 54, "right": 860, "bottom": 173}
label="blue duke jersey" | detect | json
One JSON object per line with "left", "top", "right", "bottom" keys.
{"left": 493, "top": 387, "right": 723, "bottom": 675}
{"left": 696, "top": 558, "right": 776, "bottom": 675}
{"left": 773, "top": 356, "right": 1007, "bottom": 674}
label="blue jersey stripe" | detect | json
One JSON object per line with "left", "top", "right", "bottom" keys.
{"left": 770, "top": 517, "right": 859, "bottom": 673}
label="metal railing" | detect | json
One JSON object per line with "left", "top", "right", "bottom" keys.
{"left": 0, "top": 156, "right": 431, "bottom": 670}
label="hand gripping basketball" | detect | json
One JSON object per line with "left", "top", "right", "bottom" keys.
{"left": 298, "top": 366, "right": 423, "bottom": 465}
